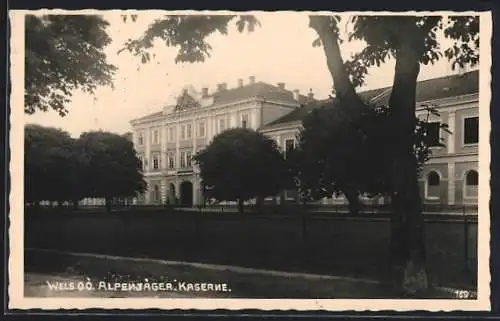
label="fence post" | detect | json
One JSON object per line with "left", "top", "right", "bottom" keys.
{"left": 463, "top": 205, "right": 469, "bottom": 273}
{"left": 198, "top": 205, "right": 203, "bottom": 240}
{"left": 194, "top": 207, "right": 203, "bottom": 256}
{"left": 300, "top": 201, "right": 308, "bottom": 264}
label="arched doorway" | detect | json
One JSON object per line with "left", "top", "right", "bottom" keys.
{"left": 425, "top": 170, "right": 441, "bottom": 201}
{"left": 180, "top": 181, "right": 193, "bottom": 207}
{"left": 168, "top": 183, "right": 176, "bottom": 204}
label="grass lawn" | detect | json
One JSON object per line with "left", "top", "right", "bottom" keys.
{"left": 25, "top": 210, "right": 477, "bottom": 292}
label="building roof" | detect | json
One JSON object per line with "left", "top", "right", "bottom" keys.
{"left": 262, "top": 98, "right": 333, "bottom": 130}
{"left": 359, "top": 69, "right": 479, "bottom": 105}
{"left": 131, "top": 111, "right": 164, "bottom": 123}
{"left": 262, "top": 69, "right": 479, "bottom": 130}
{"left": 211, "top": 81, "right": 309, "bottom": 105}
{"left": 131, "top": 81, "right": 310, "bottom": 124}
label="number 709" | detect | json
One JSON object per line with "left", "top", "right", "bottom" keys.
{"left": 455, "top": 290, "right": 471, "bottom": 299}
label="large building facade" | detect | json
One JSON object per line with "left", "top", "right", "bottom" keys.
{"left": 130, "top": 76, "right": 310, "bottom": 206}
{"left": 130, "top": 71, "right": 479, "bottom": 206}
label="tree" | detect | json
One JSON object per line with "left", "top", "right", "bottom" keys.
{"left": 193, "top": 128, "right": 287, "bottom": 213}
{"left": 25, "top": 14, "right": 117, "bottom": 116}
{"left": 75, "top": 131, "right": 146, "bottom": 213}
{"left": 120, "top": 13, "right": 479, "bottom": 294}
{"left": 328, "top": 15, "right": 478, "bottom": 294}
{"left": 25, "top": 124, "right": 83, "bottom": 207}
{"left": 35, "top": 12, "right": 477, "bottom": 294}
{"left": 295, "top": 99, "right": 447, "bottom": 214}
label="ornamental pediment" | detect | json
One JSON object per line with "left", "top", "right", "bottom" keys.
{"left": 174, "top": 90, "right": 201, "bottom": 111}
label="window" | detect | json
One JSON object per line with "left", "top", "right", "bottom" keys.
{"left": 137, "top": 132, "right": 144, "bottom": 146}
{"left": 152, "top": 128, "right": 160, "bottom": 145}
{"left": 187, "top": 124, "right": 192, "bottom": 140}
{"left": 465, "top": 170, "right": 478, "bottom": 198}
{"left": 178, "top": 151, "right": 192, "bottom": 168}
{"left": 426, "top": 171, "right": 440, "bottom": 200}
{"left": 241, "top": 114, "right": 249, "bottom": 128}
{"left": 424, "top": 122, "right": 441, "bottom": 147}
{"left": 180, "top": 151, "right": 186, "bottom": 168}
{"left": 285, "top": 139, "right": 295, "bottom": 159}
{"left": 138, "top": 155, "right": 144, "bottom": 170}
{"left": 466, "top": 170, "right": 478, "bottom": 185}
{"left": 152, "top": 153, "right": 160, "bottom": 170}
{"left": 198, "top": 121, "right": 205, "bottom": 137}
{"left": 168, "top": 127, "right": 175, "bottom": 142}
{"left": 464, "top": 116, "right": 479, "bottom": 145}
{"left": 180, "top": 125, "right": 186, "bottom": 140}
{"left": 219, "top": 118, "right": 226, "bottom": 133}
{"left": 167, "top": 153, "right": 175, "bottom": 169}
{"left": 428, "top": 171, "right": 440, "bottom": 186}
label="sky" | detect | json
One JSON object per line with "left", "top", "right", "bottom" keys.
{"left": 25, "top": 12, "right": 464, "bottom": 138}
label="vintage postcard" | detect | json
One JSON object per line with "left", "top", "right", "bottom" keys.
{"left": 8, "top": 9, "right": 492, "bottom": 312}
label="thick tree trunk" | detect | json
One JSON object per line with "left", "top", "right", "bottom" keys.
{"left": 344, "top": 188, "right": 360, "bottom": 215}
{"left": 388, "top": 33, "right": 428, "bottom": 295}
{"left": 237, "top": 199, "right": 244, "bottom": 214}
{"left": 308, "top": 15, "right": 368, "bottom": 116}
{"left": 309, "top": 15, "right": 428, "bottom": 294}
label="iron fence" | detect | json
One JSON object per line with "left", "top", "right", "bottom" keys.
{"left": 25, "top": 203, "right": 478, "bottom": 282}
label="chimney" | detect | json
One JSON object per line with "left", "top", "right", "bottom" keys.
{"left": 217, "top": 83, "right": 227, "bottom": 91}
{"left": 307, "top": 90, "right": 314, "bottom": 101}
{"left": 277, "top": 82, "right": 285, "bottom": 90}
{"left": 201, "top": 87, "right": 209, "bottom": 97}
{"left": 182, "top": 88, "right": 188, "bottom": 95}
{"left": 293, "top": 89, "right": 300, "bottom": 101}
{"left": 249, "top": 76, "right": 256, "bottom": 84}
{"left": 237, "top": 78, "right": 244, "bottom": 88}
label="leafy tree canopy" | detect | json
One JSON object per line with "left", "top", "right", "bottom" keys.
{"left": 118, "top": 15, "right": 260, "bottom": 64}
{"left": 294, "top": 100, "right": 449, "bottom": 202}
{"left": 25, "top": 14, "right": 117, "bottom": 116}
{"left": 342, "top": 15, "right": 479, "bottom": 88}
{"left": 25, "top": 13, "right": 478, "bottom": 120}
{"left": 75, "top": 131, "right": 146, "bottom": 200}
{"left": 24, "top": 124, "right": 81, "bottom": 203}
{"left": 121, "top": 14, "right": 478, "bottom": 94}
{"left": 193, "top": 128, "right": 287, "bottom": 204}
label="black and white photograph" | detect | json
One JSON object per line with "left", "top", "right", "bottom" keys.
{"left": 8, "top": 10, "right": 491, "bottom": 311}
